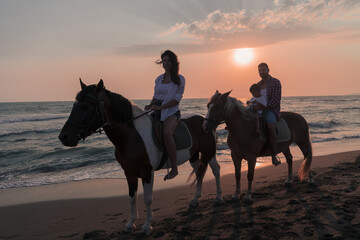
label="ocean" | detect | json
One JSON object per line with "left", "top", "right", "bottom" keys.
{"left": 1, "top": 95, "right": 360, "bottom": 189}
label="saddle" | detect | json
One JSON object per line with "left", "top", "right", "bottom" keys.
{"left": 150, "top": 116, "right": 193, "bottom": 151}
{"left": 150, "top": 115, "right": 193, "bottom": 170}
{"left": 259, "top": 117, "right": 291, "bottom": 143}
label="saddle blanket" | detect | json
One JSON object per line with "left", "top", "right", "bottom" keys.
{"left": 152, "top": 119, "right": 193, "bottom": 151}
{"left": 260, "top": 118, "right": 291, "bottom": 143}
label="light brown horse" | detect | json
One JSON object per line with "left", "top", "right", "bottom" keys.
{"left": 204, "top": 90, "right": 313, "bottom": 202}
{"left": 58, "top": 79, "right": 223, "bottom": 235}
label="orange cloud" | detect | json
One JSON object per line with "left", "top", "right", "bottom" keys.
{"left": 116, "top": 0, "right": 360, "bottom": 56}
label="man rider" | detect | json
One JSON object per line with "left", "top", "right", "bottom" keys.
{"left": 255, "top": 63, "right": 282, "bottom": 166}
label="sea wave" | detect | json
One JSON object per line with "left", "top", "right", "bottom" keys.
{"left": 340, "top": 107, "right": 360, "bottom": 111}
{"left": 309, "top": 120, "right": 340, "bottom": 129}
{"left": 0, "top": 163, "right": 124, "bottom": 189}
{"left": 310, "top": 130, "right": 337, "bottom": 134}
{"left": 0, "top": 114, "right": 67, "bottom": 124}
{"left": 28, "top": 158, "right": 115, "bottom": 174}
{"left": 0, "top": 152, "right": 115, "bottom": 180}
{"left": 311, "top": 134, "right": 360, "bottom": 143}
{"left": 217, "top": 141, "right": 229, "bottom": 150}
{"left": 0, "top": 128, "right": 61, "bottom": 137}
{"left": 216, "top": 129, "right": 228, "bottom": 136}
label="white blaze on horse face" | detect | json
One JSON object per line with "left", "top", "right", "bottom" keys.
{"left": 202, "top": 103, "right": 213, "bottom": 132}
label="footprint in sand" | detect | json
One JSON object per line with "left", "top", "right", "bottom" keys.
{"left": 105, "top": 212, "right": 123, "bottom": 217}
{"left": 286, "top": 231, "right": 299, "bottom": 238}
{"left": 58, "top": 233, "right": 79, "bottom": 238}
{"left": 255, "top": 205, "right": 273, "bottom": 212}
{"left": 288, "top": 199, "right": 300, "bottom": 205}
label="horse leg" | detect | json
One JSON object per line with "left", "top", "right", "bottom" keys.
{"left": 244, "top": 157, "right": 256, "bottom": 203}
{"left": 208, "top": 156, "right": 223, "bottom": 204}
{"left": 124, "top": 173, "right": 138, "bottom": 233}
{"left": 189, "top": 159, "right": 202, "bottom": 208}
{"left": 283, "top": 147, "right": 293, "bottom": 184}
{"left": 141, "top": 172, "right": 154, "bottom": 235}
{"left": 231, "top": 152, "right": 242, "bottom": 201}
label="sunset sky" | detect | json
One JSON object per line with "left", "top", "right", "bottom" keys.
{"left": 1, "top": 0, "right": 359, "bottom": 102}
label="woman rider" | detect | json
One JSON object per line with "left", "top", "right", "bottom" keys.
{"left": 144, "top": 50, "right": 185, "bottom": 180}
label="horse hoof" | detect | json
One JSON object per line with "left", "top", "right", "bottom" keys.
{"left": 231, "top": 195, "right": 240, "bottom": 202}
{"left": 214, "top": 197, "right": 224, "bottom": 205}
{"left": 124, "top": 223, "right": 135, "bottom": 233}
{"left": 308, "top": 179, "right": 315, "bottom": 184}
{"left": 285, "top": 180, "right": 292, "bottom": 186}
{"left": 142, "top": 225, "right": 152, "bottom": 236}
{"left": 243, "top": 196, "right": 252, "bottom": 204}
{"left": 189, "top": 199, "right": 199, "bottom": 208}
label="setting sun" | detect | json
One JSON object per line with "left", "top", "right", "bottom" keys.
{"left": 234, "top": 48, "right": 254, "bottom": 65}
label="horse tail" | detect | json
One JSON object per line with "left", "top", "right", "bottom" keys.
{"left": 298, "top": 137, "right": 313, "bottom": 182}
{"left": 188, "top": 121, "right": 216, "bottom": 185}
{"left": 197, "top": 153, "right": 210, "bottom": 184}
{"left": 187, "top": 152, "right": 209, "bottom": 186}
{"left": 187, "top": 152, "right": 198, "bottom": 183}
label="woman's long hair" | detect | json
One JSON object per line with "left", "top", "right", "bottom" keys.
{"left": 156, "top": 50, "right": 180, "bottom": 86}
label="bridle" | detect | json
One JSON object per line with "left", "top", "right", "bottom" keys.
{"left": 204, "top": 102, "right": 226, "bottom": 131}
{"left": 65, "top": 94, "right": 107, "bottom": 141}
{"left": 204, "top": 117, "right": 225, "bottom": 130}
{"left": 66, "top": 93, "right": 151, "bottom": 141}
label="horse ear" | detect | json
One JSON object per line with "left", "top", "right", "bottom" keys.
{"left": 221, "top": 90, "right": 232, "bottom": 99}
{"left": 215, "top": 90, "right": 219, "bottom": 94}
{"left": 80, "top": 78, "right": 87, "bottom": 90}
{"left": 96, "top": 79, "right": 104, "bottom": 93}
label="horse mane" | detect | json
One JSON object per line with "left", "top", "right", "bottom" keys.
{"left": 225, "top": 96, "right": 253, "bottom": 120}
{"left": 104, "top": 90, "right": 134, "bottom": 127}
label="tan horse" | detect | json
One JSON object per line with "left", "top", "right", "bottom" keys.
{"left": 204, "top": 91, "right": 313, "bottom": 202}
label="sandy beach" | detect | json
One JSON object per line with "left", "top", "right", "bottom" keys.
{"left": 0, "top": 150, "right": 359, "bottom": 240}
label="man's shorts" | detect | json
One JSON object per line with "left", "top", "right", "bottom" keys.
{"left": 263, "top": 109, "right": 277, "bottom": 123}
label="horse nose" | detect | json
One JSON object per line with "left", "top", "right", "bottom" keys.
{"left": 202, "top": 120, "right": 210, "bottom": 133}
{"left": 58, "top": 133, "right": 67, "bottom": 143}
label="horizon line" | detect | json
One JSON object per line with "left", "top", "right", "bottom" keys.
{"left": 1, "top": 93, "right": 359, "bottom": 104}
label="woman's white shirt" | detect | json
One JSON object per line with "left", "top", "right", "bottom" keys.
{"left": 153, "top": 74, "right": 185, "bottom": 121}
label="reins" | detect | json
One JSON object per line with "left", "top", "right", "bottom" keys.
{"left": 127, "top": 110, "right": 152, "bottom": 123}
{"left": 204, "top": 118, "right": 226, "bottom": 125}
{"left": 205, "top": 97, "right": 251, "bottom": 130}
{"left": 81, "top": 93, "right": 151, "bottom": 139}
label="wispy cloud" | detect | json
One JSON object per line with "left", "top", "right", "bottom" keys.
{"left": 116, "top": 0, "right": 360, "bottom": 56}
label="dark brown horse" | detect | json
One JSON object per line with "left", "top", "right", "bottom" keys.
{"left": 58, "top": 79, "right": 223, "bottom": 235}
{"left": 204, "top": 90, "right": 313, "bottom": 202}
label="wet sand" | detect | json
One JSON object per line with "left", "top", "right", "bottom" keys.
{"left": 0, "top": 150, "right": 359, "bottom": 240}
